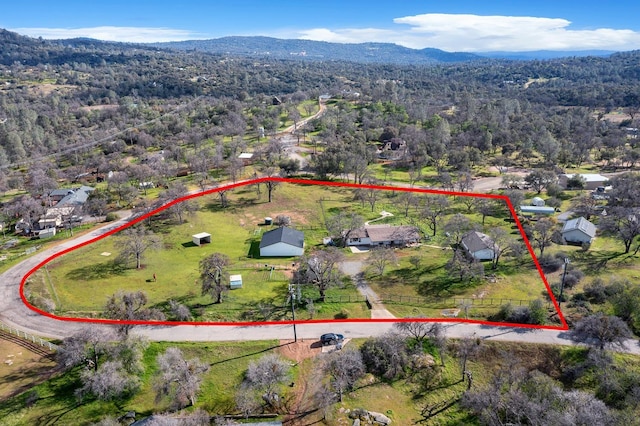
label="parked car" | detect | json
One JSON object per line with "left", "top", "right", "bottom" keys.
{"left": 320, "top": 333, "right": 344, "bottom": 345}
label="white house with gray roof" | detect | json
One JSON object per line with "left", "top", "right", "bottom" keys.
{"left": 561, "top": 217, "right": 596, "bottom": 244}
{"left": 259, "top": 226, "right": 305, "bottom": 257}
{"left": 461, "top": 231, "right": 496, "bottom": 261}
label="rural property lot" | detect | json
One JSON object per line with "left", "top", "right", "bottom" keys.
{"left": 22, "top": 178, "right": 565, "bottom": 330}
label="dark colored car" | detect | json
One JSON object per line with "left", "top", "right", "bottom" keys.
{"left": 320, "top": 333, "right": 344, "bottom": 345}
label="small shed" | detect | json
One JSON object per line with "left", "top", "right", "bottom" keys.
{"left": 230, "top": 274, "right": 243, "bottom": 289}
{"left": 562, "top": 217, "right": 596, "bottom": 244}
{"left": 192, "top": 232, "right": 211, "bottom": 246}
{"left": 519, "top": 206, "right": 556, "bottom": 216}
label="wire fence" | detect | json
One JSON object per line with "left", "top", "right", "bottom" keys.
{"left": 0, "top": 321, "right": 58, "bottom": 352}
{"left": 380, "top": 294, "right": 552, "bottom": 309}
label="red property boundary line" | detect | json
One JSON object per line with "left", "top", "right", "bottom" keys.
{"left": 20, "top": 177, "right": 569, "bottom": 331}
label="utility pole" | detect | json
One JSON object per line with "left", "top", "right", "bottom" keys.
{"left": 559, "top": 257, "right": 570, "bottom": 305}
{"left": 289, "top": 283, "right": 297, "bottom": 342}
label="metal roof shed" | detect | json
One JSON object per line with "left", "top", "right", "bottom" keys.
{"left": 192, "top": 232, "right": 211, "bottom": 246}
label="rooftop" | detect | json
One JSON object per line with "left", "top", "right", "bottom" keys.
{"left": 461, "top": 231, "right": 495, "bottom": 253}
{"left": 562, "top": 217, "right": 596, "bottom": 238}
{"left": 260, "top": 226, "right": 304, "bottom": 248}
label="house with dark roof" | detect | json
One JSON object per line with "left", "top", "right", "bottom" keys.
{"left": 259, "top": 226, "right": 305, "bottom": 257}
{"left": 561, "top": 217, "right": 596, "bottom": 244}
{"left": 345, "top": 225, "right": 420, "bottom": 247}
{"left": 461, "top": 231, "right": 496, "bottom": 261}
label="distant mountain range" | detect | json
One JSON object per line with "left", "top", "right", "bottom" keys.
{"left": 0, "top": 28, "right": 622, "bottom": 66}
{"left": 151, "top": 36, "right": 618, "bottom": 64}
{"left": 151, "top": 36, "right": 483, "bottom": 64}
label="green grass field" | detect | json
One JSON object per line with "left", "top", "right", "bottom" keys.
{"left": 23, "top": 181, "right": 569, "bottom": 324}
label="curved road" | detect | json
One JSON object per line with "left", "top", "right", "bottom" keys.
{"left": 0, "top": 213, "right": 638, "bottom": 354}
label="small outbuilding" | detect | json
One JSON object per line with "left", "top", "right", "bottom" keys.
{"left": 461, "top": 231, "right": 496, "bottom": 261}
{"left": 561, "top": 217, "right": 596, "bottom": 244}
{"left": 519, "top": 206, "right": 556, "bottom": 216}
{"left": 259, "top": 226, "right": 304, "bottom": 257}
{"left": 531, "top": 197, "right": 546, "bottom": 207}
{"left": 192, "top": 232, "right": 211, "bottom": 246}
{"left": 229, "top": 274, "right": 243, "bottom": 289}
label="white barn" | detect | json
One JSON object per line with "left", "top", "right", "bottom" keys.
{"left": 561, "top": 217, "right": 596, "bottom": 244}
{"left": 461, "top": 231, "right": 496, "bottom": 261}
{"left": 259, "top": 227, "right": 305, "bottom": 257}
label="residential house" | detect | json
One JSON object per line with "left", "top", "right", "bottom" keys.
{"left": 38, "top": 205, "right": 75, "bottom": 230}
{"left": 259, "top": 226, "right": 305, "bottom": 257}
{"left": 461, "top": 231, "right": 496, "bottom": 261}
{"left": 50, "top": 186, "right": 95, "bottom": 207}
{"left": 345, "top": 225, "right": 420, "bottom": 247}
{"left": 561, "top": 217, "right": 596, "bottom": 244}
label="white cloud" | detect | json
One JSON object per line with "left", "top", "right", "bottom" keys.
{"left": 10, "top": 14, "right": 640, "bottom": 52}
{"left": 297, "top": 13, "right": 640, "bottom": 52}
{"left": 9, "top": 26, "right": 206, "bottom": 43}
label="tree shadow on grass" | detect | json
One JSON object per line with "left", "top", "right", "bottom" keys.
{"left": 208, "top": 342, "right": 286, "bottom": 367}
{"left": 65, "top": 260, "right": 127, "bottom": 281}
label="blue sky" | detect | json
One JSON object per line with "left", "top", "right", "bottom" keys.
{"left": 3, "top": 0, "right": 640, "bottom": 52}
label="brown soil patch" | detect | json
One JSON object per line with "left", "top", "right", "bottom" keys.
{"left": 277, "top": 339, "right": 322, "bottom": 363}
{"left": 0, "top": 339, "right": 57, "bottom": 400}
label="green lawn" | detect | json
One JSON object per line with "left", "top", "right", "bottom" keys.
{"left": 28, "top": 183, "right": 366, "bottom": 322}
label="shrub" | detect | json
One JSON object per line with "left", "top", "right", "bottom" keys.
{"left": 105, "top": 212, "right": 119, "bottom": 222}
{"left": 538, "top": 254, "right": 564, "bottom": 273}
{"left": 360, "top": 334, "right": 411, "bottom": 380}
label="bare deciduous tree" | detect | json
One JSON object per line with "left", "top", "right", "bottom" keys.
{"left": 161, "top": 182, "right": 198, "bottom": 224}
{"left": 531, "top": 217, "right": 556, "bottom": 257}
{"left": 169, "top": 300, "right": 192, "bottom": 321}
{"left": 367, "top": 247, "right": 398, "bottom": 276}
{"left": 570, "top": 313, "right": 633, "bottom": 350}
{"left": 104, "top": 290, "right": 166, "bottom": 336}
{"left": 292, "top": 248, "right": 344, "bottom": 301}
{"left": 323, "top": 349, "right": 365, "bottom": 402}
{"left": 117, "top": 225, "right": 161, "bottom": 269}
{"left": 245, "top": 353, "right": 291, "bottom": 408}
{"left": 78, "top": 360, "right": 140, "bottom": 401}
{"left": 57, "top": 325, "right": 115, "bottom": 371}
{"left": 325, "top": 212, "right": 364, "bottom": 247}
{"left": 155, "top": 347, "right": 209, "bottom": 410}
{"left": 421, "top": 195, "right": 450, "bottom": 236}
{"left": 200, "top": 252, "right": 231, "bottom": 304}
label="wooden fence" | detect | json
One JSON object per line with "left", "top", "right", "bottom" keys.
{"left": 0, "top": 321, "right": 58, "bottom": 351}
